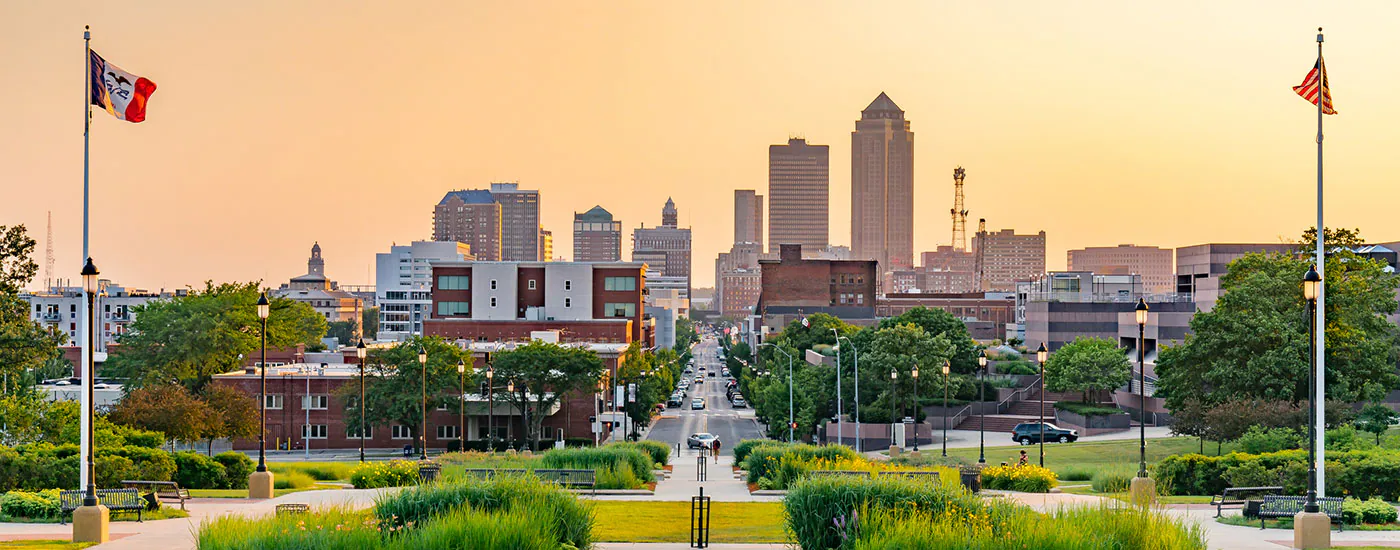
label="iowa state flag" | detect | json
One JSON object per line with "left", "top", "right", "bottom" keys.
{"left": 89, "top": 50, "right": 156, "bottom": 122}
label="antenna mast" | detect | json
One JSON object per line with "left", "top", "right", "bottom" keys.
{"left": 45, "top": 211, "right": 55, "bottom": 291}
{"left": 950, "top": 167, "right": 969, "bottom": 251}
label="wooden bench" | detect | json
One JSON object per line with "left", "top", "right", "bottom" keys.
{"left": 808, "top": 470, "right": 873, "bottom": 478}
{"left": 534, "top": 469, "right": 597, "bottom": 494}
{"left": 276, "top": 503, "right": 309, "bottom": 516}
{"left": 1258, "top": 495, "right": 1344, "bottom": 530}
{"left": 122, "top": 480, "right": 190, "bottom": 511}
{"left": 59, "top": 488, "right": 145, "bottom": 523}
{"left": 881, "top": 471, "right": 941, "bottom": 482}
{"left": 1210, "top": 486, "right": 1282, "bottom": 517}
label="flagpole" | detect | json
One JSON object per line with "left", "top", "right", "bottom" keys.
{"left": 79, "top": 24, "right": 92, "bottom": 493}
{"left": 1314, "top": 27, "right": 1327, "bottom": 499}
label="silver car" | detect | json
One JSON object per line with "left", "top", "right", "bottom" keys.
{"left": 687, "top": 432, "right": 719, "bottom": 449}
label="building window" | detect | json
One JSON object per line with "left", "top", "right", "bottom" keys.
{"left": 438, "top": 275, "right": 470, "bottom": 290}
{"left": 264, "top": 395, "right": 283, "bottom": 410}
{"left": 490, "top": 279, "right": 498, "bottom": 290}
{"left": 436, "top": 425, "right": 460, "bottom": 440}
{"left": 437, "top": 301, "right": 469, "bottom": 316}
{"left": 857, "top": 294, "right": 865, "bottom": 305}
{"left": 564, "top": 280, "right": 572, "bottom": 291}
{"left": 490, "top": 297, "right": 497, "bottom": 308}
{"left": 347, "top": 426, "right": 372, "bottom": 438}
{"left": 302, "top": 395, "right": 329, "bottom": 410}
{"left": 604, "top": 277, "right": 637, "bottom": 291}
{"left": 528, "top": 279, "right": 537, "bottom": 290}
{"left": 302, "top": 424, "right": 328, "bottom": 439}
{"left": 392, "top": 425, "right": 413, "bottom": 439}
{"left": 604, "top": 303, "right": 636, "bottom": 318}
{"left": 564, "top": 297, "right": 572, "bottom": 308}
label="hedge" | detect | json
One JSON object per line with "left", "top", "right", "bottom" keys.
{"left": 784, "top": 474, "right": 984, "bottom": 550}
{"left": 1154, "top": 449, "right": 1400, "bottom": 500}
{"left": 743, "top": 443, "right": 859, "bottom": 484}
{"left": 0, "top": 489, "right": 60, "bottom": 520}
{"left": 982, "top": 464, "right": 1058, "bottom": 492}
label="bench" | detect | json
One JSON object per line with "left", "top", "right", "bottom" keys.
{"left": 122, "top": 480, "right": 190, "bottom": 511}
{"left": 459, "top": 468, "right": 530, "bottom": 479}
{"left": 881, "top": 471, "right": 941, "bottom": 482}
{"left": 59, "top": 488, "right": 145, "bottom": 523}
{"left": 276, "top": 503, "right": 309, "bottom": 516}
{"left": 535, "top": 469, "right": 597, "bottom": 494}
{"left": 808, "top": 470, "right": 873, "bottom": 478}
{"left": 1258, "top": 495, "right": 1344, "bottom": 530}
{"left": 1210, "top": 486, "right": 1282, "bottom": 517}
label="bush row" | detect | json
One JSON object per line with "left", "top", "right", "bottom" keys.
{"left": 1155, "top": 449, "right": 1400, "bottom": 500}
{"left": 350, "top": 460, "right": 423, "bottom": 489}
{"left": 0, "top": 489, "right": 60, "bottom": 520}
{"left": 0, "top": 443, "right": 255, "bottom": 492}
{"left": 742, "top": 443, "right": 860, "bottom": 484}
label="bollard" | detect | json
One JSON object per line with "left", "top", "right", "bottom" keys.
{"left": 690, "top": 486, "right": 711, "bottom": 548}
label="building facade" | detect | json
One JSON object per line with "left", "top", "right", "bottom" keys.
{"left": 972, "top": 229, "right": 1047, "bottom": 292}
{"left": 573, "top": 206, "right": 622, "bottom": 262}
{"left": 539, "top": 227, "right": 553, "bottom": 262}
{"left": 434, "top": 190, "right": 503, "bottom": 261}
{"left": 375, "top": 241, "right": 474, "bottom": 341}
{"left": 715, "top": 241, "right": 762, "bottom": 319}
{"left": 756, "top": 244, "right": 879, "bottom": 332}
{"left": 851, "top": 93, "right": 914, "bottom": 272}
{"left": 1019, "top": 271, "right": 1194, "bottom": 352}
{"left": 1175, "top": 243, "right": 1295, "bottom": 312}
{"left": 1067, "top": 244, "right": 1175, "bottom": 294}
{"left": 490, "top": 183, "right": 543, "bottom": 262}
{"left": 23, "top": 282, "right": 184, "bottom": 353}
{"left": 919, "top": 246, "right": 976, "bottom": 294}
{"left": 733, "top": 190, "right": 764, "bottom": 250}
{"left": 768, "top": 138, "right": 829, "bottom": 255}
{"left": 875, "top": 292, "right": 1015, "bottom": 340}
{"left": 631, "top": 199, "right": 692, "bottom": 303}
{"left": 275, "top": 243, "right": 363, "bottom": 331}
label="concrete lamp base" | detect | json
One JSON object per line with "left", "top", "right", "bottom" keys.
{"left": 888, "top": 445, "right": 901, "bottom": 457}
{"left": 71, "top": 504, "right": 110, "bottom": 543}
{"left": 248, "top": 470, "right": 275, "bottom": 499}
{"left": 907, "top": 450, "right": 921, "bottom": 460}
{"left": 1293, "top": 511, "right": 1331, "bottom": 549}
{"left": 1128, "top": 476, "right": 1157, "bottom": 507}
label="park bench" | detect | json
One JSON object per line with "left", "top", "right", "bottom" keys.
{"left": 535, "top": 469, "right": 597, "bottom": 494}
{"left": 459, "top": 468, "right": 530, "bottom": 479}
{"left": 59, "top": 488, "right": 145, "bottom": 524}
{"left": 121, "top": 480, "right": 190, "bottom": 511}
{"left": 808, "top": 470, "right": 873, "bottom": 478}
{"left": 881, "top": 471, "right": 941, "bottom": 482}
{"left": 1210, "top": 486, "right": 1282, "bottom": 517}
{"left": 276, "top": 503, "right": 309, "bottom": 516}
{"left": 1257, "top": 495, "right": 1344, "bottom": 530}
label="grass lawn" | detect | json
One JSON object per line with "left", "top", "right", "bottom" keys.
{"left": 0, "top": 506, "right": 187, "bottom": 525}
{"left": 1217, "top": 516, "right": 1400, "bottom": 531}
{"left": 591, "top": 501, "right": 787, "bottom": 543}
{"left": 1058, "top": 484, "right": 1213, "bottom": 504}
{"left": 187, "top": 485, "right": 340, "bottom": 498}
{"left": 937, "top": 436, "right": 1239, "bottom": 472}
{"left": 0, "top": 542, "right": 95, "bottom": 549}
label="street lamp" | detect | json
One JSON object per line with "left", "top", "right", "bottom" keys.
{"left": 911, "top": 364, "right": 919, "bottom": 452}
{"left": 889, "top": 368, "right": 898, "bottom": 449}
{"left": 978, "top": 349, "right": 987, "bottom": 464}
{"left": 941, "top": 361, "right": 950, "bottom": 457}
{"left": 758, "top": 343, "right": 794, "bottom": 443}
{"left": 356, "top": 339, "right": 367, "bottom": 463}
{"left": 829, "top": 328, "right": 844, "bottom": 448}
{"left": 507, "top": 379, "right": 516, "bottom": 448}
{"left": 836, "top": 336, "right": 862, "bottom": 452}
{"left": 457, "top": 359, "right": 466, "bottom": 453}
{"left": 417, "top": 345, "right": 428, "bottom": 461}
{"left": 72, "top": 258, "right": 106, "bottom": 542}
{"left": 1134, "top": 299, "right": 1148, "bottom": 479}
{"left": 256, "top": 293, "right": 270, "bottom": 473}
{"left": 1036, "top": 342, "right": 1048, "bottom": 467}
{"left": 486, "top": 364, "right": 495, "bottom": 451}
{"left": 1303, "top": 266, "right": 1322, "bottom": 514}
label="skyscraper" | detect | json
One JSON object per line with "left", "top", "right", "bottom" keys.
{"left": 851, "top": 92, "right": 914, "bottom": 272}
{"left": 768, "top": 138, "right": 829, "bottom": 255}
{"left": 733, "top": 190, "right": 764, "bottom": 248}
{"left": 434, "top": 190, "right": 503, "bottom": 261}
{"left": 973, "top": 228, "right": 1047, "bottom": 292}
{"left": 662, "top": 197, "right": 678, "bottom": 228}
{"left": 573, "top": 205, "right": 622, "bottom": 262}
{"left": 490, "top": 182, "right": 542, "bottom": 261}
{"left": 633, "top": 199, "right": 692, "bottom": 304}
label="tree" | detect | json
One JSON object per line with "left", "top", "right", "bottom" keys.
{"left": 342, "top": 337, "right": 472, "bottom": 454}
{"left": 326, "top": 319, "right": 358, "bottom": 345}
{"left": 1299, "top": 226, "right": 1366, "bottom": 251}
{"left": 201, "top": 384, "right": 259, "bottom": 455}
{"left": 1042, "top": 336, "right": 1131, "bottom": 403}
{"left": 877, "top": 307, "right": 980, "bottom": 374}
{"left": 107, "top": 282, "right": 328, "bottom": 390}
{"left": 1156, "top": 241, "right": 1400, "bottom": 412}
{"left": 0, "top": 388, "right": 76, "bottom": 446}
{"left": 617, "top": 342, "right": 678, "bottom": 438}
{"left": 860, "top": 323, "right": 953, "bottom": 422}
{"left": 1356, "top": 403, "right": 1397, "bottom": 444}
{"left": 0, "top": 293, "right": 66, "bottom": 392}
{"left": 108, "top": 384, "right": 214, "bottom": 450}
{"left": 0, "top": 225, "right": 38, "bottom": 295}
{"left": 674, "top": 317, "right": 698, "bottom": 353}
{"left": 362, "top": 307, "right": 379, "bottom": 341}
{"left": 492, "top": 341, "right": 606, "bottom": 451}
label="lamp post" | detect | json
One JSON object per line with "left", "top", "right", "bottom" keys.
{"left": 507, "top": 379, "right": 516, "bottom": 448}
{"left": 978, "top": 349, "right": 987, "bottom": 464}
{"left": 889, "top": 368, "right": 898, "bottom": 449}
{"left": 1036, "top": 343, "right": 1048, "bottom": 467}
{"left": 1303, "top": 266, "right": 1322, "bottom": 514}
{"left": 836, "top": 336, "right": 862, "bottom": 452}
{"left": 256, "top": 294, "right": 270, "bottom": 472}
{"left": 1129, "top": 298, "right": 1156, "bottom": 505}
{"left": 457, "top": 359, "right": 466, "bottom": 453}
{"left": 829, "top": 327, "right": 843, "bottom": 448}
{"left": 417, "top": 346, "right": 428, "bottom": 461}
{"left": 941, "top": 361, "right": 950, "bottom": 457}
{"left": 356, "top": 339, "right": 366, "bottom": 463}
{"left": 73, "top": 258, "right": 107, "bottom": 542}
{"left": 486, "top": 364, "right": 495, "bottom": 451}
{"left": 911, "top": 364, "right": 919, "bottom": 452}
{"left": 758, "top": 343, "right": 794, "bottom": 443}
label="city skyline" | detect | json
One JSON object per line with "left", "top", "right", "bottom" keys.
{"left": 7, "top": 3, "right": 1400, "bottom": 290}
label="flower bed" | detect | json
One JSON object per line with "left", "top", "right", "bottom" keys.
{"left": 980, "top": 464, "right": 1058, "bottom": 493}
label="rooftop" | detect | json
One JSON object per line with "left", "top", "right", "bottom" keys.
{"left": 439, "top": 189, "right": 496, "bottom": 205}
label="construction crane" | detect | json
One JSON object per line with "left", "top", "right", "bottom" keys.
{"left": 950, "top": 167, "right": 969, "bottom": 251}
{"left": 45, "top": 211, "right": 54, "bottom": 291}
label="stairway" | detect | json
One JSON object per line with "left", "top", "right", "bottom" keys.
{"left": 1006, "top": 400, "right": 1054, "bottom": 417}
{"left": 954, "top": 414, "right": 1038, "bottom": 433}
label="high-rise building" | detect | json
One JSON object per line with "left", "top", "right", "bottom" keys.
{"left": 972, "top": 229, "right": 1047, "bottom": 292}
{"left": 851, "top": 93, "right": 914, "bottom": 272}
{"left": 919, "top": 246, "right": 976, "bottom": 293}
{"left": 434, "top": 190, "right": 502, "bottom": 261}
{"left": 715, "top": 242, "right": 762, "bottom": 318}
{"left": 375, "top": 241, "right": 474, "bottom": 341}
{"left": 768, "top": 138, "right": 829, "bottom": 254}
{"left": 490, "top": 183, "right": 542, "bottom": 261}
{"left": 632, "top": 199, "right": 692, "bottom": 305}
{"left": 539, "top": 227, "right": 553, "bottom": 262}
{"left": 573, "top": 205, "right": 622, "bottom": 262}
{"left": 733, "top": 190, "right": 764, "bottom": 249}
{"left": 1067, "top": 244, "right": 1174, "bottom": 294}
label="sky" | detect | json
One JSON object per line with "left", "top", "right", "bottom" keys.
{"left": 5, "top": 1, "right": 1400, "bottom": 291}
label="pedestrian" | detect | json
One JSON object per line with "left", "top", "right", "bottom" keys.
{"left": 1017, "top": 450, "right": 1028, "bottom": 467}
{"left": 712, "top": 439, "right": 721, "bottom": 463}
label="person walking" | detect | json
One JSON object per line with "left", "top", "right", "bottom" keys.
{"left": 712, "top": 439, "right": 721, "bottom": 463}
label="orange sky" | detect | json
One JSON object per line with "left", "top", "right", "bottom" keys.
{"left": 5, "top": 2, "right": 1400, "bottom": 290}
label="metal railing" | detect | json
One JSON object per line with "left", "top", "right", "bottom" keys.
{"left": 997, "top": 375, "right": 1042, "bottom": 414}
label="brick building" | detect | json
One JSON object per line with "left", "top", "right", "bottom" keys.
{"left": 756, "top": 244, "right": 879, "bottom": 331}
{"left": 1067, "top": 244, "right": 1174, "bottom": 294}
{"left": 875, "top": 292, "right": 1015, "bottom": 340}
{"left": 972, "top": 228, "right": 1047, "bottom": 292}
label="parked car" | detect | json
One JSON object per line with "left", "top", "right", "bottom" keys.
{"left": 687, "top": 432, "right": 719, "bottom": 449}
{"left": 732, "top": 396, "right": 747, "bottom": 408}
{"left": 721, "top": 369, "right": 730, "bottom": 377}
{"left": 691, "top": 398, "right": 706, "bottom": 410}
{"left": 1011, "top": 422, "right": 1078, "bottom": 444}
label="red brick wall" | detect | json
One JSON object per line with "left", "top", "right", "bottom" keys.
{"left": 431, "top": 266, "right": 472, "bottom": 319}
{"left": 424, "top": 319, "right": 634, "bottom": 343}
{"left": 517, "top": 267, "right": 546, "bottom": 313}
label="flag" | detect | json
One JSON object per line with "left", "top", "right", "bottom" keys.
{"left": 90, "top": 50, "right": 156, "bottom": 122}
{"left": 1293, "top": 56, "right": 1336, "bottom": 114}
{"left": 801, "top": 317, "right": 809, "bottom": 328}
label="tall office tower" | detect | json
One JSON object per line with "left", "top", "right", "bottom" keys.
{"left": 768, "top": 138, "right": 830, "bottom": 255}
{"left": 539, "top": 227, "right": 553, "bottom": 262}
{"left": 733, "top": 190, "right": 764, "bottom": 248}
{"left": 632, "top": 199, "right": 692, "bottom": 302}
{"left": 375, "top": 240, "right": 474, "bottom": 341}
{"left": 434, "top": 189, "right": 503, "bottom": 261}
{"left": 1067, "top": 244, "right": 1174, "bottom": 294}
{"left": 573, "top": 205, "right": 622, "bottom": 262}
{"left": 490, "top": 182, "right": 541, "bottom": 261}
{"left": 972, "top": 228, "right": 1047, "bottom": 292}
{"left": 851, "top": 93, "right": 914, "bottom": 272}
{"left": 662, "top": 197, "right": 678, "bottom": 228}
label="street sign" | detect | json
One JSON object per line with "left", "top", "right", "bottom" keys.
{"left": 628, "top": 383, "right": 637, "bottom": 403}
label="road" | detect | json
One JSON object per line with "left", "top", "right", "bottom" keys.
{"left": 646, "top": 336, "right": 765, "bottom": 455}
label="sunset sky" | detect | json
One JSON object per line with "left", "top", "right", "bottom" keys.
{"left": 5, "top": 2, "right": 1400, "bottom": 290}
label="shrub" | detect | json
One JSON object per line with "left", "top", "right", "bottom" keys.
{"left": 274, "top": 470, "right": 317, "bottom": 490}
{"left": 1236, "top": 426, "right": 1301, "bottom": 454}
{"left": 1053, "top": 401, "right": 1123, "bottom": 417}
{"left": 1057, "top": 466, "right": 1095, "bottom": 481}
{"left": 373, "top": 475, "right": 594, "bottom": 549}
{"left": 0, "top": 444, "right": 80, "bottom": 492}
{"left": 732, "top": 439, "right": 785, "bottom": 465}
{"left": 0, "top": 489, "right": 60, "bottom": 519}
{"left": 849, "top": 501, "right": 1207, "bottom": 549}
{"left": 783, "top": 474, "right": 985, "bottom": 550}
{"left": 982, "top": 464, "right": 1057, "bottom": 492}
{"left": 1154, "top": 449, "right": 1400, "bottom": 499}
{"left": 594, "top": 461, "right": 644, "bottom": 489}
{"left": 1090, "top": 469, "right": 1133, "bottom": 493}
{"left": 1342, "top": 497, "right": 1398, "bottom": 525}
{"left": 386, "top": 505, "right": 560, "bottom": 550}
{"left": 743, "top": 443, "right": 859, "bottom": 484}
{"left": 214, "top": 452, "right": 254, "bottom": 489}
{"left": 623, "top": 440, "right": 671, "bottom": 467}
{"left": 542, "top": 446, "right": 654, "bottom": 483}
{"left": 99, "top": 445, "right": 176, "bottom": 483}
{"left": 1327, "top": 424, "right": 1376, "bottom": 452}
{"left": 95, "top": 454, "right": 138, "bottom": 489}
{"left": 350, "top": 460, "right": 421, "bottom": 489}
{"left": 1222, "top": 461, "right": 1276, "bottom": 489}
{"left": 173, "top": 451, "right": 228, "bottom": 489}
{"left": 269, "top": 461, "right": 355, "bottom": 481}
{"left": 1000, "top": 361, "right": 1038, "bottom": 375}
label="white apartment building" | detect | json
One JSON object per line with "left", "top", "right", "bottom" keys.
{"left": 22, "top": 282, "right": 185, "bottom": 351}
{"left": 375, "top": 241, "right": 474, "bottom": 341}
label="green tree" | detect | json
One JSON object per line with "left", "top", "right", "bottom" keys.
{"left": 107, "top": 282, "right": 328, "bottom": 390}
{"left": 0, "top": 388, "right": 76, "bottom": 445}
{"left": 362, "top": 307, "right": 379, "bottom": 341}
{"left": 0, "top": 293, "right": 67, "bottom": 392}
{"left": 491, "top": 341, "right": 606, "bottom": 451}
{"left": 1356, "top": 403, "right": 1397, "bottom": 444}
{"left": 1299, "top": 226, "right": 1366, "bottom": 251}
{"left": 108, "top": 384, "right": 214, "bottom": 450}
{"left": 325, "top": 319, "right": 358, "bottom": 345}
{"left": 343, "top": 337, "right": 471, "bottom": 455}
{"left": 861, "top": 323, "right": 953, "bottom": 422}
{"left": 617, "top": 342, "right": 678, "bottom": 438}
{"left": 1155, "top": 244, "right": 1400, "bottom": 411}
{"left": 200, "top": 384, "right": 259, "bottom": 455}
{"left": 0, "top": 225, "right": 38, "bottom": 295}
{"left": 877, "top": 307, "right": 980, "bottom": 373}
{"left": 1042, "top": 336, "right": 1131, "bottom": 403}
{"left": 674, "top": 317, "right": 698, "bottom": 353}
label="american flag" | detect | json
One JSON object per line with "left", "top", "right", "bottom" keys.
{"left": 1293, "top": 57, "right": 1337, "bottom": 114}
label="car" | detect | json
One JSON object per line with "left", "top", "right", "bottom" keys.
{"left": 687, "top": 432, "right": 719, "bottom": 449}
{"left": 707, "top": 371, "right": 716, "bottom": 378}
{"left": 691, "top": 398, "right": 706, "bottom": 410}
{"left": 667, "top": 395, "right": 683, "bottom": 408}
{"left": 1011, "top": 422, "right": 1078, "bottom": 444}
{"left": 721, "top": 369, "right": 730, "bottom": 377}
{"left": 733, "top": 397, "right": 747, "bottom": 408}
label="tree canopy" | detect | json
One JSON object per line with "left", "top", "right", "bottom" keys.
{"left": 876, "top": 307, "right": 980, "bottom": 373}
{"left": 491, "top": 341, "right": 606, "bottom": 450}
{"left": 342, "top": 336, "right": 473, "bottom": 454}
{"left": 0, "top": 225, "right": 38, "bottom": 295}
{"left": 1043, "top": 336, "right": 1131, "bottom": 403}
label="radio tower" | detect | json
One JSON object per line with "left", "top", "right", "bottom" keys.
{"left": 950, "top": 167, "right": 969, "bottom": 251}
{"left": 44, "top": 211, "right": 54, "bottom": 291}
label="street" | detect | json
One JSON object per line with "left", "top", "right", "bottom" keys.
{"left": 646, "top": 336, "right": 766, "bottom": 455}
